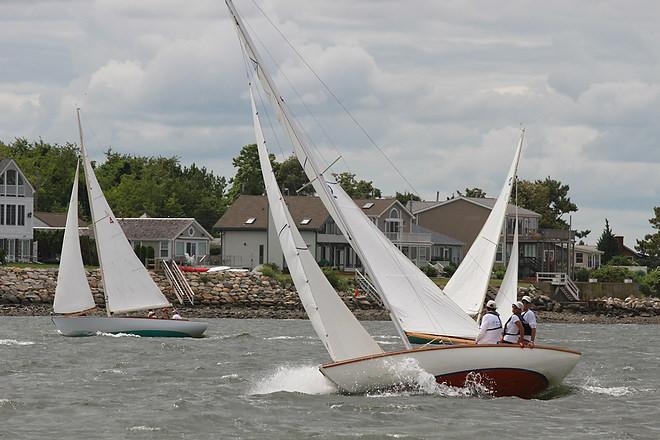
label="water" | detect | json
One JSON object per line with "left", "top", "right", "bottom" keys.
{"left": 1, "top": 318, "right": 658, "bottom": 439}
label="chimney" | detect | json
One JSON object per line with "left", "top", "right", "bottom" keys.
{"left": 615, "top": 235, "right": 624, "bottom": 252}
{"left": 436, "top": 191, "right": 439, "bottom": 202}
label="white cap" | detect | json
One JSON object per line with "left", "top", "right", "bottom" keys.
{"left": 486, "top": 300, "right": 497, "bottom": 309}
{"left": 513, "top": 301, "right": 524, "bottom": 309}
{"left": 522, "top": 295, "right": 532, "bottom": 303}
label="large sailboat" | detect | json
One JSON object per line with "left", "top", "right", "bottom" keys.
{"left": 51, "top": 110, "right": 207, "bottom": 338}
{"left": 228, "top": 0, "right": 579, "bottom": 397}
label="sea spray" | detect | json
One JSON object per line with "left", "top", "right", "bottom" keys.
{"left": 249, "top": 365, "right": 337, "bottom": 395}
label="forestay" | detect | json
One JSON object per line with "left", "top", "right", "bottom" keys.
{"left": 444, "top": 131, "right": 524, "bottom": 317}
{"left": 495, "top": 221, "right": 519, "bottom": 324}
{"left": 53, "top": 162, "right": 96, "bottom": 314}
{"left": 227, "top": 0, "right": 478, "bottom": 341}
{"left": 250, "top": 88, "right": 382, "bottom": 361}
{"left": 78, "top": 112, "right": 171, "bottom": 315}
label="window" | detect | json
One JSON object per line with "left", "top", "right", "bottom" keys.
{"left": 575, "top": 252, "right": 583, "bottom": 264}
{"left": 17, "top": 205, "right": 25, "bottom": 226}
{"left": 185, "top": 241, "right": 197, "bottom": 256}
{"left": 259, "top": 244, "right": 264, "bottom": 264}
{"left": 6, "top": 205, "right": 16, "bottom": 225}
{"left": 0, "top": 204, "right": 4, "bottom": 225}
{"left": 160, "top": 241, "right": 169, "bottom": 258}
{"left": 188, "top": 227, "right": 195, "bottom": 236}
{"left": 362, "top": 202, "right": 374, "bottom": 209}
{"left": 6, "top": 169, "right": 16, "bottom": 185}
{"left": 175, "top": 241, "right": 184, "bottom": 256}
{"left": 300, "top": 218, "right": 311, "bottom": 225}
{"left": 245, "top": 217, "right": 256, "bottom": 224}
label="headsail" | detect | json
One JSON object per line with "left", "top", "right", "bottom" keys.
{"left": 250, "top": 88, "right": 382, "bottom": 361}
{"left": 53, "top": 161, "right": 96, "bottom": 314}
{"left": 495, "top": 221, "right": 519, "bottom": 324}
{"left": 227, "top": 0, "right": 478, "bottom": 341}
{"left": 76, "top": 109, "right": 171, "bottom": 315}
{"left": 443, "top": 130, "right": 524, "bottom": 317}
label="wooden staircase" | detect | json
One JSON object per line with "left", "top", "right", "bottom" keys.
{"left": 162, "top": 260, "right": 196, "bottom": 305}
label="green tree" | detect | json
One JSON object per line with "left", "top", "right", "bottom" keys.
{"left": 636, "top": 207, "right": 660, "bottom": 268}
{"left": 514, "top": 177, "right": 577, "bottom": 229}
{"left": 227, "top": 144, "right": 276, "bottom": 202}
{"left": 458, "top": 187, "right": 486, "bottom": 198}
{"left": 275, "top": 155, "right": 312, "bottom": 195}
{"left": 395, "top": 191, "right": 421, "bottom": 205}
{"left": 597, "top": 219, "right": 619, "bottom": 264}
{"left": 334, "top": 172, "right": 381, "bottom": 199}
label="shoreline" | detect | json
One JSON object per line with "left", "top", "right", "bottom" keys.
{"left": 2, "top": 303, "right": 660, "bottom": 324}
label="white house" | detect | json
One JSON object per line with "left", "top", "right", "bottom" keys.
{"left": 0, "top": 159, "right": 35, "bottom": 262}
{"left": 573, "top": 244, "right": 603, "bottom": 270}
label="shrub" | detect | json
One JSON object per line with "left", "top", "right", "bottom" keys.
{"left": 318, "top": 259, "right": 332, "bottom": 267}
{"left": 609, "top": 255, "right": 637, "bottom": 266}
{"left": 0, "top": 248, "right": 5, "bottom": 265}
{"left": 421, "top": 264, "right": 438, "bottom": 278}
{"left": 322, "top": 267, "right": 346, "bottom": 291}
{"left": 443, "top": 262, "right": 457, "bottom": 277}
{"left": 493, "top": 268, "right": 506, "bottom": 280}
{"left": 638, "top": 270, "right": 660, "bottom": 297}
{"left": 589, "top": 266, "right": 632, "bottom": 283}
{"left": 575, "top": 268, "right": 590, "bottom": 282}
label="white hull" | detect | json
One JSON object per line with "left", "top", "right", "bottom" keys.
{"left": 320, "top": 344, "right": 581, "bottom": 398}
{"left": 52, "top": 316, "right": 207, "bottom": 338}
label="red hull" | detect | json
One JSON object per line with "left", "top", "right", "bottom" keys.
{"left": 436, "top": 368, "right": 549, "bottom": 398}
{"left": 178, "top": 266, "right": 209, "bottom": 273}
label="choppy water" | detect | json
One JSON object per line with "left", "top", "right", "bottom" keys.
{"left": 1, "top": 317, "right": 658, "bottom": 439}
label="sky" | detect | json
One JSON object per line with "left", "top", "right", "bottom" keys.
{"left": 1, "top": 0, "right": 659, "bottom": 248}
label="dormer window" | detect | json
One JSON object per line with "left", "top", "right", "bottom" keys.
{"left": 362, "top": 202, "right": 374, "bottom": 209}
{"left": 245, "top": 217, "right": 256, "bottom": 224}
{"left": 300, "top": 218, "right": 311, "bottom": 225}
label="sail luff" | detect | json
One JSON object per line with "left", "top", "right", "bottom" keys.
{"left": 250, "top": 87, "right": 382, "bottom": 361}
{"left": 444, "top": 129, "right": 525, "bottom": 317}
{"left": 227, "top": 0, "right": 478, "bottom": 340}
{"left": 53, "top": 161, "right": 96, "bottom": 314}
{"left": 496, "top": 221, "right": 519, "bottom": 324}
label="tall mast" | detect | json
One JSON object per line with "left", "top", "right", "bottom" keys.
{"left": 76, "top": 108, "right": 111, "bottom": 317}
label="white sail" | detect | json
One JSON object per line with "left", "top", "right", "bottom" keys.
{"left": 227, "top": 0, "right": 478, "bottom": 341}
{"left": 77, "top": 111, "right": 171, "bottom": 315}
{"left": 495, "top": 221, "right": 519, "bottom": 324}
{"left": 250, "top": 88, "right": 382, "bottom": 361}
{"left": 53, "top": 162, "right": 96, "bottom": 314}
{"left": 443, "top": 131, "right": 524, "bottom": 317}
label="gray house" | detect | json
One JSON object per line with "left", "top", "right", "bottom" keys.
{"left": 0, "top": 159, "right": 35, "bottom": 262}
{"left": 118, "top": 217, "right": 213, "bottom": 265}
{"left": 214, "top": 195, "right": 463, "bottom": 270}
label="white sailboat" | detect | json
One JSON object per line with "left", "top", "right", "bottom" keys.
{"left": 51, "top": 110, "right": 207, "bottom": 338}
{"left": 229, "top": 0, "right": 580, "bottom": 397}
{"left": 495, "top": 213, "right": 520, "bottom": 325}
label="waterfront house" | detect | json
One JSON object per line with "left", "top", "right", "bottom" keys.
{"left": 573, "top": 244, "right": 603, "bottom": 270}
{"left": 0, "top": 159, "right": 35, "bottom": 262}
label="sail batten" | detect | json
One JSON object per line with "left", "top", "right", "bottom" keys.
{"left": 444, "top": 130, "right": 525, "bottom": 317}
{"left": 227, "top": 0, "right": 478, "bottom": 340}
{"left": 53, "top": 162, "right": 96, "bottom": 314}
{"left": 250, "top": 87, "right": 382, "bottom": 361}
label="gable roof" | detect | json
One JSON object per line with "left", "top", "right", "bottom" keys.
{"left": 412, "top": 223, "right": 464, "bottom": 246}
{"left": 355, "top": 198, "right": 414, "bottom": 218}
{"left": 0, "top": 158, "right": 36, "bottom": 194}
{"left": 34, "top": 211, "right": 87, "bottom": 228}
{"left": 412, "top": 196, "right": 540, "bottom": 217}
{"left": 117, "top": 218, "right": 212, "bottom": 241}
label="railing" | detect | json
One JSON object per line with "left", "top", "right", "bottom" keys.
{"left": 354, "top": 269, "right": 383, "bottom": 307}
{"left": 536, "top": 272, "right": 580, "bottom": 301}
{"left": 162, "top": 260, "right": 196, "bottom": 305}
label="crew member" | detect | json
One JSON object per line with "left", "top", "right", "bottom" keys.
{"left": 476, "top": 300, "right": 502, "bottom": 344}
{"left": 501, "top": 301, "right": 525, "bottom": 347}
{"left": 171, "top": 309, "right": 183, "bottom": 320}
{"left": 521, "top": 295, "right": 537, "bottom": 346}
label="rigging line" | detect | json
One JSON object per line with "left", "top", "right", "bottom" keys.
{"left": 250, "top": 0, "right": 420, "bottom": 197}
{"left": 244, "top": 2, "right": 351, "bottom": 174}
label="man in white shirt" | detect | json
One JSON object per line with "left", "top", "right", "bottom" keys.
{"left": 476, "top": 300, "right": 503, "bottom": 344}
{"left": 521, "top": 295, "right": 537, "bottom": 346}
{"left": 171, "top": 309, "right": 183, "bottom": 320}
{"left": 502, "top": 302, "right": 525, "bottom": 347}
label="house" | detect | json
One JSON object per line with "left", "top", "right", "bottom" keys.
{"left": 573, "top": 244, "right": 603, "bottom": 270}
{"left": 614, "top": 236, "right": 641, "bottom": 260}
{"left": 117, "top": 217, "right": 213, "bottom": 264}
{"left": 213, "top": 195, "right": 461, "bottom": 270}
{"left": 33, "top": 211, "right": 87, "bottom": 229}
{"left": 0, "top": 158, "right": 35, "bottom": 262}
{"left": 409, "top": 197, "right": 572, "bottom": 277}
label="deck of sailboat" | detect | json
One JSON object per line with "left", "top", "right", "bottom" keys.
{"left": 52, "top": 316, "right": 208, "bottom": 338}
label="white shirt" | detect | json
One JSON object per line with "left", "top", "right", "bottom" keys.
{"left": 503, "top": 314, "right": 522, "bottom": 343}
{"left": 171, "top": 313, "right": 183, "bottom": 320}
{"left": 476, "top": 312, "right": 503, "bottom": 344}
{"left": 521, "top": 309, "right": 537, "bottom": 341}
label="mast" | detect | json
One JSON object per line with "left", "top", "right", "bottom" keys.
{"left": 76, "top": 108, "right": 111, "bottom": 317}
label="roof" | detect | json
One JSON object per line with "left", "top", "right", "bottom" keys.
{"left": 117, "top": 218, "right": 212, "bottom": 241}
{"left": 214, "top": 195, "right": 408, "bottom": 231}
{"left": 0, "top": 158, "right": 11, "bottom": 174}
{"left": 412, "top": 223, "right": 464, "bottom": 246}
{"left": 574, "top": 244, "right": 604, "bottom": 255}
{"left": 411, "top": 196, "right": 540, "bottom": 217}
{"left": 0, "top": 158, "right": 36, "bottom": 193}
{"left": 34, "top": 211, "right": 87, "bottom": 228}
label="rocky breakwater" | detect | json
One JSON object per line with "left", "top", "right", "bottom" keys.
{"left": 0, "top": 266, "right": 388, "bottom": 319}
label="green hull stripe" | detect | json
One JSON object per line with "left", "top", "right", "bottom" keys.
{"left": 407, "top": 335, "right": 443, "bottom": 345}
{"left": 111, "top": 330, "right": 193, "bottom": 338}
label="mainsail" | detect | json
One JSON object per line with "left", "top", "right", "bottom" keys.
{"left": 250, "top": 88, "right": 382, "bottom": 361}
{"left": 53, "top": 161, "right": 96, "bottom": 314}
{"left": 77, "top": 110, "right": 171, "bottom": 315}
{"left": 227, "top": 0, "right": 478, "bottom": 341}
{"left": 495, "top": 221, "right": 519, "bottom": 324}
{"left": 443, "top": 130, "right": 524, "bottom": 317}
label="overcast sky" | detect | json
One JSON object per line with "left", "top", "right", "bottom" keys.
{"left": 1, "top": 0, "right": 659, "bottom": 247}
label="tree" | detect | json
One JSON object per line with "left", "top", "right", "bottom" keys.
{"left": 636, "top": 207, "right": 660, "bottom": 268}
{"left": 334, "top": 172, "right": 381, "bottom": 199}
{"left": 514, "top": 177, "right": 577, "bottom": 229}
{"left": 458, "top": 187, "right": 486, "bottom": 198}
{"left": 227, "top": 144, "right": 271, "bottom": 202}
{"left": 597, "top": 219, "right": 619, "bottom": 264}
{"left": 395, "top": 191, "right": 420, "bottom": 205}
{"left": 274, "top": 155, "right": 312, "bottom": 196}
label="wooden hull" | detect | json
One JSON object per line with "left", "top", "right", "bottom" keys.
{"left": 319, "top": 344, "right": 580, "bottom": 398}
{"left": 51, "top": 316, "right": 207, "bottom": 338}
